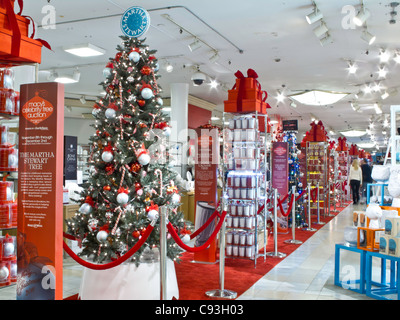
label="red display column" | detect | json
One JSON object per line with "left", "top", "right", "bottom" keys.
{"left": 17, "top": 82, "right": 64, "bottom": 300}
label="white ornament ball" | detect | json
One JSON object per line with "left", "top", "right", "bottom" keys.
{"left": 156, "top": 97, "right": 163, "bottom": 106}
{"left": 116, "top": 192, "right": 129, "bottom": 205}
{"left": 148, "top": 209, "right": 159, "bottom": 221}
{"left": 79, "top": 203, "right": 92, "bottom": 214}
{"left": 6, "top": 187, "right": 12, "bottom": 200}
{"left": 163, "top": 127, "right": 171, "bottom": 137}
{"left": 141, "top": 87, "right": 154, "bottom": 100}
{"left": 0, "top": 266, "right": 9, "bottom": 281}
{"left": 182, "top": 234, "right": 191, "bottom": 244}
{"left": 103, "top": 67, "right": 112, "bottom": 78}
{"left": 96, "top": 230, "right": 109, "bottom": 243}
{"left": 3, "top": 75, "right": 13, "bottom": 89}
{"left": 171, "top": 193, "right": 181, "bottom": 204}
{"left": 129, "top": 51, "right": 140, "bottom": 63}
{"left": 154, "top": 63, "right": 160, "bottom": 71}
{"left": 105, "top": 108, "right": 117, "bottom": 119}
{"left": 138, "top": 153, "right": 150, "bottom": 166}
{"left": 101, "top": 151, "right": 113, "bottom": 163}
{"left": 92, "top": 108, "right": 101, "bottom": 117}
{"left": 3, "top": 242, "right": 14, "bottom": 256}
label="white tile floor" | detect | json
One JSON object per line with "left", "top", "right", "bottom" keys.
{"left": 0, "top": 202, "right": 391, "bottom": 300}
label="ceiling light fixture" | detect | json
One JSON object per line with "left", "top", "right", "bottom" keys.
{"left": 306, "top": 4, "right": 323, "bottom": 24}
{"left": 54, "top": 68, "right": 81, "bottom": 84}
{"left": 378, "top": 66, "right": 388, "bottom": 78}
{"left": 289, "top": 90, "right": 348, "bottom": 106}
{"left": 209, "top": 51, "right": 220, "bottom": 64}
{"left": 209, "top": 79, "right": 219, "bottom": 89}
{"left": 394, "top": 51, "right": 400, "bottom": 63}
{"left": 381, "top": 88, "right": 398, "bottom": 100}
{"left": 353, "top": 7, "right": 371, "bottom": 26}
{"left": 340, "top": 130, "right": 367, "bottom": 137}
{"left": 276, "top": 90, "right": 285, "bottom": 103}
{"left": 165, "top": 62, "right": 174, "bottom": 73}
{"left": 357, "top": 142, "right": 376, "bottom": 149}
{"left": 188, "top": 38, "right": 201, "bottom": 52}
{"left": 347, "top": 62, "right": 358, "bottom": 74}
{"left": 379, "top": 49, "right": 391, "bottom": 63}
{"left": 80, "top": 96, "right": 86, "bottom": 104}
{"left": 313, "top": 22, "right": 328, "bottom": 37}
{"left": 63, "top": 43, "right": 106, "bottom": 57}
{"left": 319, "top": 34, "right": 332, "bottom": 46}
{"left": 374, "top": 103, "right": 383, "bottom": 114}
{"left": 360, "top": 29, "right": 376, "bottom": 45}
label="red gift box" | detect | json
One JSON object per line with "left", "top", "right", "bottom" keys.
{"left": 0, "top": 203, "right": 10, "bottom": 228}
{"left": 0, "top": 0, "right": 50, "bottom": 65}
{"left": 224, "top": 69, "right": 268, "bottom": 114}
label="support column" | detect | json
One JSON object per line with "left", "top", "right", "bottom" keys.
{"left": 170, "top": 83, "right": 189, "bottom": 174}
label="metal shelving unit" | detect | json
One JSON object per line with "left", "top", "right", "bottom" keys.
{"left": 223, "top": 112, "right": 269, "bottom": 268}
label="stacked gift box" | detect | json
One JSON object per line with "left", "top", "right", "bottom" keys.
{"left": 300, "top": 121, "right": 328, "bottom": 148}
{"left": 0, "top": 125, "right": 18, "bottom": 172}
{"left": 0, "top": 234, "right": 17, "bottom": 286}
{"left": 380, "top": 215, "right": 400, "bottom": 257}
{"left": 0, "top": 0, "right": 45, "bottom": 65}
{"left": 224, "top": 69, "right": 270, "bottom": 115}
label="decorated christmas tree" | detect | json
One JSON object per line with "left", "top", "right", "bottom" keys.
{"left": 65, "top": 36, "right": 188, "bottom": 265}
{"left": 284, "top": 131, "right": 306, "bottom": 227}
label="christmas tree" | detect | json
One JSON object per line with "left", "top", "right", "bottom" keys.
{"left": 284, "top": 131, "right": 306, "bottom": 227}
{"left": 66, "top": 36, "right": 188, "bottom": 265}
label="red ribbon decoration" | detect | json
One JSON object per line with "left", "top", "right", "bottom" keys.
{"left": 117, "top": 187, "right": 129, "bottom": 194}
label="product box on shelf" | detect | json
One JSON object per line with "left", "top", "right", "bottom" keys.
{"left": 0, "top": 261, "right": 10, "bottom": 287}
{"left": 1, "top": 234, "right": 16, "bottom": 261}
{"left": 0, "top": 146, "right": 17, "bottom": 171}
{"left": 384, "top": 216, "right": 400, "bottom": 237}
{"left": 379, "top": 235, "right": 389, "bottom": 254}
{"left": 353, "top": 211, "right": 366, "bottom": 227}
{"left": 0, "top": 68, "right": 13, "bottom": 90}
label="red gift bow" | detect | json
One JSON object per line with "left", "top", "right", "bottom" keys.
{"left": 118, "top": 187, "right": 129, "bottom": 194}
{"left": 103, "top": 143, "right": 113, "bottom": 153}
{"left": 146, "top": 202, "right": 159, "bottom": 212}
{"left": 85, "top": 196, "right": 94, "bottom": 207}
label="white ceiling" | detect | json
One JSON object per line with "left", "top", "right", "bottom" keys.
{"left": 20, "top": 0, "right": 400, "bottom": 152}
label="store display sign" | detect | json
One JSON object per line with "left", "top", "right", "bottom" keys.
{"left": 120, "top": 6, "right": 151, "bottom": 38}
{"left": 282, "top": 120, "right": 298, "bottom": 131}
{"left": 64, "top": 136, "right": 77, "bottom": 181}
{"left": 272, "top": 142, "right": 289, "bottom": 233}
{"left": 17, "top": 82, "right": 64, "bottom": 300}
{"left": 193, "top": 127, "right": 219, "bottom": 263}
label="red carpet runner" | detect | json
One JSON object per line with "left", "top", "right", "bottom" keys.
{"left": 174, "top": 203, "right": 351, "bottom": 300}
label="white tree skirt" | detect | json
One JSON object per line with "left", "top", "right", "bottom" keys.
{"left": 78, "top": 259, "right": 179, "bottom": 300}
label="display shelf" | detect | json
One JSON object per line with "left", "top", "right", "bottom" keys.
{"left": 306, "top": 141, "right": 327, "bottom": 218}
{"left": 223, "top": 112, "right": 269, "bottom": 267}
{"left": 0, "top": 67, "right": 19, "bottom": 288}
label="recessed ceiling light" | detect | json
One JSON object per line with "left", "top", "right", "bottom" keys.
{"left": 348, "top": 62, "right": 357, "bottom": 74}
{"left": 357, "top": 142, "right": 375, "bottom": 149}
{"left": 63, "top": 43, "right": 106, "bottom": 57}
{"left": 380, "top": 49, "right": 391, "bottom": 63}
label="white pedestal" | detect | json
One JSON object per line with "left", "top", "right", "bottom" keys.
{"left": 79, "top": 259, "right": 179, "bottom": 300}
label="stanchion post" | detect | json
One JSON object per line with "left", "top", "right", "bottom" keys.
{"left": 205, "top": 197, "right": 237, "bottom": 299}
{"left": 285, "top": 185, "right": 302, "bottom": 245}
{"left": 159, "top": 206, "right": 168, "bottom": 301}
{"left": 327, "top": 180, "right": 335, "bottom": 216}
{"left": 266, "top": 189, "right": 287, "bottom": 258}
{"left": 314, "top": 182, "right": 325, "bottom": 225}
{"left": 304, "top": 183, "right": 316, "bottom": 232}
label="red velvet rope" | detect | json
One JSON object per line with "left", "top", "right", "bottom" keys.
{"left": 190, "top": 201, "right": 220, "bottom": 240}
{"left": 277, "top": 194, "right": 294, "bottom": 217}
{"left": 167, "top": 211, "right": 227, "bottom": 252}
{"left": 310, "top": 187, "right": 318, "bottom": 202}
{"left": 62, "top": 224, "right": 154, "bottom": 270}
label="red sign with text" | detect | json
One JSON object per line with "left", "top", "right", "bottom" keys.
{"left": 17, "top": 83, "right": 64, "bottom": 300}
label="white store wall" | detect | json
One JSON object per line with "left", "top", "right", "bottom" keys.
{"left": 64, "top": 118, "right": 95, "bottom": 145}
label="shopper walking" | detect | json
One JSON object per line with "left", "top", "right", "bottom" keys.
{"left": 348, "top": 159, "right": 363, "bottom": 204}
{"left": 360, "top": 158, "right": 373, "bottom": 202}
